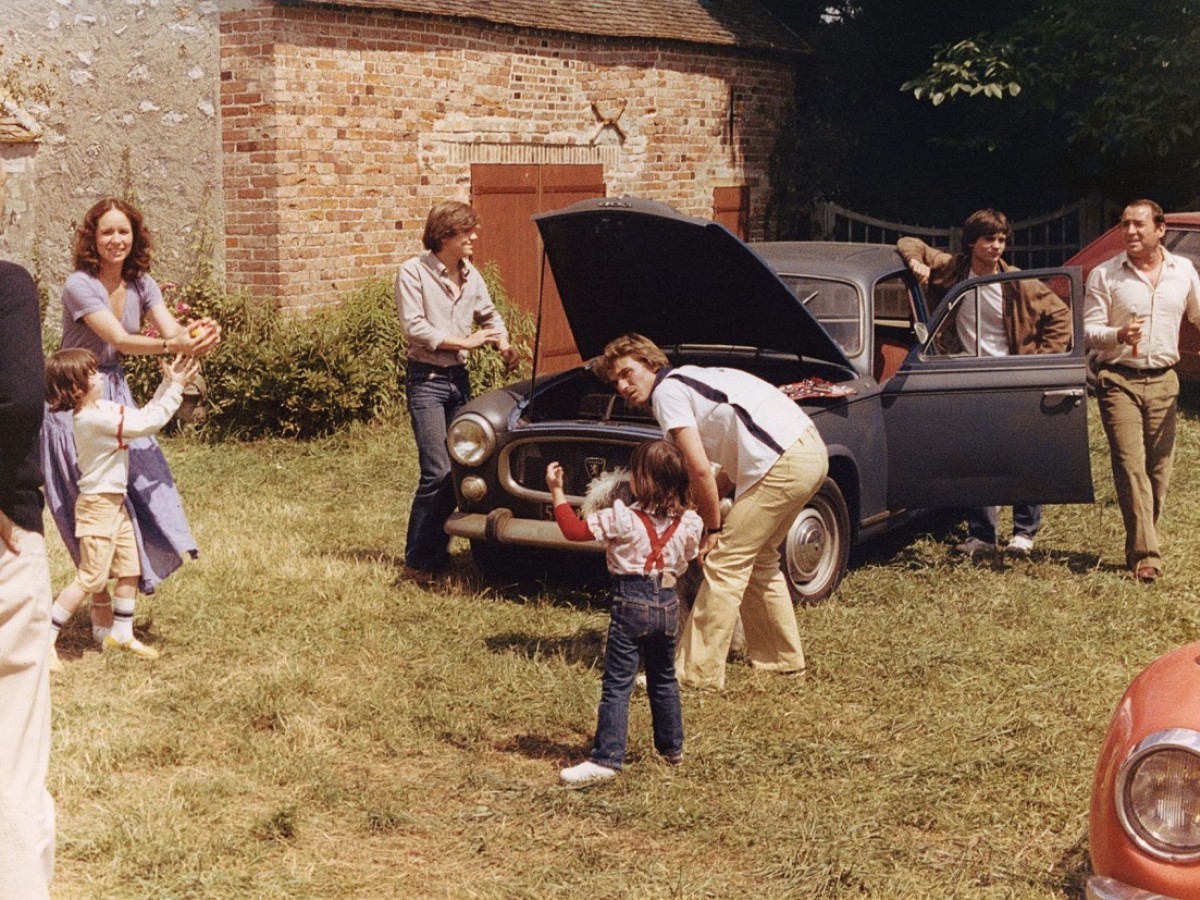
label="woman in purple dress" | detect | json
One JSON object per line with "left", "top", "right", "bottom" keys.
{"left": 41, "top": 198, "right": 220, "bottom": 640}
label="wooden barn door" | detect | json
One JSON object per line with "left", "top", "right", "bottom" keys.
{"left": 713, "top": 185, "right": 749, "bottom": 239}
{"left": 472, "top": 164, "right": 605, "bottom": 373}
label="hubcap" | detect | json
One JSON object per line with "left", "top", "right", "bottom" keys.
{"left": 787, "top": 510, "right": 828, "bottom": 582}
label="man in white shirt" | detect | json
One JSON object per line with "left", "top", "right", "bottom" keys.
{"left": 1084, "top": 199, "right": 1200, "bottom": 583}
{"left": 603, "top": 334, "right": 828, "bottom": 691}
{"left": 898, "top": 209, "right": 1071, "bottom": 556}
{"left": 395, "top": 201, "right": 518, "bottom": 583}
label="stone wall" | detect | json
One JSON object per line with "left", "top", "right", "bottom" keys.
{"left": 220, "top": 0, "right": 794, "bottom": 310}
{"left": 2, "top": 0, "right": 794, "bottom": 317}
{"left": 0, "top": 0, "right": 224, "bottom": 325}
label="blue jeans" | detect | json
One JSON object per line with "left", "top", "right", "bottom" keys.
{"left": 966, "top": 504, "right": 1042, "bottom": 544}
{"left": 591, "top": 574, "right": 684, "bottom": 770}
{"left": 404, "top": 362, "right": 470, "bottom": 571}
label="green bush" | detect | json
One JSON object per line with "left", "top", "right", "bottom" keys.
{"left": 124, "top": 263, "right": 535, "bottom": 440}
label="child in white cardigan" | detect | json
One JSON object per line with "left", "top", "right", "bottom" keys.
{"left": 44, "top": 348, "right": 200, "bottom": 667}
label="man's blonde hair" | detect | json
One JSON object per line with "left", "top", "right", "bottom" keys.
{"left": 600, "top": 333, "right": 669, "bottom": 381}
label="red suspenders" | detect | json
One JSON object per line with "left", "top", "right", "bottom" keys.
{"left": 631, "top": 509, "right": 682, "bottom": 575}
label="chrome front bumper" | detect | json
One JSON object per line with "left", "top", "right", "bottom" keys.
{"left": 1086, "top": 875, "right": 1175, "bottom": 900}
{"left": 445, "top": 509, "right": 602, "bottom": 551}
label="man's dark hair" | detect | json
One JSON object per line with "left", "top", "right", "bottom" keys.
{"left": 422, "top": 201, "right": 480, "bottom": 252}
{"left": 961, "top": 209, "right": 1012, "bottom": 254}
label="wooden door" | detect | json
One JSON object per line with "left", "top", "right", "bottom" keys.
{"left": 472, "top": 164, "right": 605, "bottom": 373}
{"left": 713, "top": 185, "right": 749, "bottom": 240}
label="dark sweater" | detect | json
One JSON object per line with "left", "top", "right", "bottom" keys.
{"left": 0, "top": 261, "right": 45, "bottom": 533}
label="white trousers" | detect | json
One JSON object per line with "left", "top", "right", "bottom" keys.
{"left": 0, "top": 527, "right": 55, "bottom": 898}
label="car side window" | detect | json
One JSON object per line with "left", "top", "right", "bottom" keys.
{"left": 925, "top": 273, "right": 1075, "bottom": 358}
{"left": 872, "top": 275, "right": 922, "bottom": 382}
{"left": 779, "top": 276, "right": 863, "bottom": 356}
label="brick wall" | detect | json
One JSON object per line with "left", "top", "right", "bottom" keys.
{"left": 220, "top": 0, "right": 794, "bottom": 311}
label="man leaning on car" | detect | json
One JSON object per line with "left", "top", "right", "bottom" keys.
{"left": 1084, "top": 198, "right": 1200, "bottom": 584}
{"left": 898, "top": 209, "right": 1071, "bottom": 558}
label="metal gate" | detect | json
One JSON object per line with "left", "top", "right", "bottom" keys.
{"left": 811, "top": 196, "right": 1118, "bottom": 268}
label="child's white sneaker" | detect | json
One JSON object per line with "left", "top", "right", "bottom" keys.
{"left": 1005, "top": 534, "right": 1034, "bottom": 556}
{"left": 102, "top": 635, "right": 160, "bottom": 660}
{"left": 560, "top": 760, "right": 617, "bottom": 787}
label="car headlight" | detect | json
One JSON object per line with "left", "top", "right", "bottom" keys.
{"left": 447, "top": 414, "right": 496, "bottom": 467}
{"left": 1116, "top": 728, "right": 1200, "bottom": 861}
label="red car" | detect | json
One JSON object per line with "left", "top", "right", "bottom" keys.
{"left": 1088, "top": 641, "right": 1200, "bottom": 899}
{"left": 1065, "top": 212, "right": 1200, "bottom": 381}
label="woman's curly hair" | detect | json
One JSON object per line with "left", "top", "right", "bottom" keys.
{"left": 72, "top": 198, "right": 153, "bottom": 280}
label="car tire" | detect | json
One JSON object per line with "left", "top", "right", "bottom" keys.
{"left": 780, "top": 477, "right": 851, "bottom": 606}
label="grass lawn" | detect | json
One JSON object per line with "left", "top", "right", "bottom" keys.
{"left": 46, "top": 394, "right": 1200, "bottom": 899}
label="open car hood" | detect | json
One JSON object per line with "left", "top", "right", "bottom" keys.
{"left": 533, "top": 197, "right": 853, "bottom": 367}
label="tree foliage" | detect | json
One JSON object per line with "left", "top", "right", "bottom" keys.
{"left": 900, "top": 1, "right": 1200, "bottom": 188}
{"left": 760, "top": 0, "right": 1200, "bottom": 232}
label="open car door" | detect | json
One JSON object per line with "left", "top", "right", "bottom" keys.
{"left": 881, "top": 267, "right": 1093, "bottom": 508}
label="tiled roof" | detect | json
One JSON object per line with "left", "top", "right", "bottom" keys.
{"left": 280, "top": 0, "right": 807, "bottom": 53}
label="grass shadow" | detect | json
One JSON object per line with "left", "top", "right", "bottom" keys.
{"left": 484, "top": 629, "right": 606, "bottom": 669}
{"left": 494, "top": 733, "right": 587, "bottom": 762}
{"left": 1047, "top": 829, "right": 1091, "bottom": 899}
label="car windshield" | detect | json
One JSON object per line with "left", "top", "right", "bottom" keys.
{"left": 776, "top": 275, "right": 863, "bottom": 356}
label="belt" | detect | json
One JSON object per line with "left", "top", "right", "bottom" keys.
{"left": 408, "top": 360, "right": 465, "bottom": 373}
{"left": 1100, "top": 363, "right": 1174, "bottom": 378}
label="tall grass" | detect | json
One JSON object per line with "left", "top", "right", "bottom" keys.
{"left": 45, "top": 395, "right": 1200, "bottom": 898}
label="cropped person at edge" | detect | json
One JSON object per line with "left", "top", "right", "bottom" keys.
{"left": 0, "top": 165, "right": 56, "bottom": 898}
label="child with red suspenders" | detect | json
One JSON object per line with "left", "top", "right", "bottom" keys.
{"left": 546, "top": 440, "right": 703, "bottom": 787}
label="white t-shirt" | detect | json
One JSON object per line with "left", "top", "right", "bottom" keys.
{"left": 956, "top": 281, "right": 1008, "bottom": 356}
{"left": 586, "top": 499, "right": 703, "bottom": 577}
{"left": 651, "top": 365, "right": 814, "bottom": 497}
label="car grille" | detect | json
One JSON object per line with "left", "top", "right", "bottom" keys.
{"left": 506, "top": 439, "right": 638, "bottom": 496}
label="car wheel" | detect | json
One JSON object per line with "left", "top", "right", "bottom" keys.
{"left": 780, "top": 477, "right": 851, "bottom": 606}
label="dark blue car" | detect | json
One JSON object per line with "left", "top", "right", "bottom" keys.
{"left": 445, "top": 196, "right": 1094, "bottom": 602}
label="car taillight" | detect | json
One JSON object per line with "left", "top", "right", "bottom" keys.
{"left": 1116, "top": 728, "right": 1200, "bottom": 861}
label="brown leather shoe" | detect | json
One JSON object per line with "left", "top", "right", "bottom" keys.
{"left": 1135, "top": 566, "right": 1160, "bottom": 584}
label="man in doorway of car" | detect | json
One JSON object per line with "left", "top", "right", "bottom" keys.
{"left": 395, "top": 200, "right": 519, "bottom": 584}
{"left": 602, "top": 333, "right": 829, "bottom": 691}
{"left": 1084, "top": 199, "right": 1200, "bottom": 584}
{"left": 898, "top": 209, "right": 1071, "bottom": 557}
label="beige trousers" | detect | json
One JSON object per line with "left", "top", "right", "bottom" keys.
{"left": 0, "top": 527, "right": 55, "bottom": 898}
{"left": 676, "top": 427, "right": 828, "bottom": 689}
{"left": 1097, "top": 366, "right": 1178, "bottom": 572}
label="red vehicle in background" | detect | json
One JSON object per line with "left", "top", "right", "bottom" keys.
{"left": 1066, "top": 212, "right": 1200, "bottom": 381}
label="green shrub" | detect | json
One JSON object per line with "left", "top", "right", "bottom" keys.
{"left": 124, "top": 264, "right": 535, "bottom": 440}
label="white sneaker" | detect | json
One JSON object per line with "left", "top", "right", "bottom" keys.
{"left": 560, "top": 760, "right": 618, "bottom": 787}
{"left": 1005, "top": 534, "right": 1034, "bottom": 555}
{"left": 954, "top": 537, "right": 995, "bottom": 555}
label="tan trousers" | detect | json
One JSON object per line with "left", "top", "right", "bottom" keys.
{"left": 0, "top": 527, "right": 54, "bottom": 898}
{"left": 1097, "top": 366, "right": 1178, "bottom": 572}
{"left": 676, "top": 427, "right": 828, "bottom": 690}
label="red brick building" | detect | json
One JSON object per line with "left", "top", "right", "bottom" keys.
{"left": 220, "top": 0, "right": 803, "bottom": 362}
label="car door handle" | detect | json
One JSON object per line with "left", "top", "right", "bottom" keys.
{"left": 1042, "top": 388, "right": 1084, "bottom": 406}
